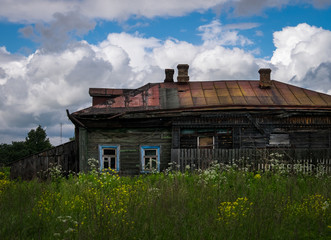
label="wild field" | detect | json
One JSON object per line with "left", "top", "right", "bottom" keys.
{"left": 0, "top": 161, "right": 330, "bottom": 240}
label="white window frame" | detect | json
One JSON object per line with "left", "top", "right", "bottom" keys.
{"left": 140, "top": 146, "right": 160, "bottom": 173}
{"left": 98, "top": 145, "right": 120, "bottom": 171}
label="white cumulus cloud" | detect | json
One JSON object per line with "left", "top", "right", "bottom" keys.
{"left": 271, "top": 23, "right": 331, "bottom": 85}
{"left": 0, "top": 22, "right": 331, "bottom": 145}
{"left": 0, "top": 0, "right": 329, "bottom": 23}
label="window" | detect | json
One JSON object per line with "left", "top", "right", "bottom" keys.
{"left": 269, "top": 134, "right": 290, "bottom": 146}
{"left": 198, "top": 136, "right": 214, "bottom": 149}
{"left": 99, "top": 145, "right": 120, "bottom": 171}
{"left": 180, "top": 128, "right": 232, "bottom": 149}
{"left": 141, "top": 146, "right": 160, "bottom": 172}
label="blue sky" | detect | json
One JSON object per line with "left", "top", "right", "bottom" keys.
{"left": 0, "top": 0, "right": 331, "bottom": 145}
{"left": 2, "top": 4, "right": 331, "bottom": 57}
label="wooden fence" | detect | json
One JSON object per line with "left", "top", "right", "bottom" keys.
{"left": 171, "top": 148, "right": 331, "bottom": 174}
{"left": 10, "top": 141, "right": 78, "bottom": 180}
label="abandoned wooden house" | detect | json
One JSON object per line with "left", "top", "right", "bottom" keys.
{"left": 68, "top": 64, "right": 331, "bottom": 174}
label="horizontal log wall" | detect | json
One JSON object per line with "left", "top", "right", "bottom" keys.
{"left": 86, "top": 128, "right": 172, "bottom": 174}
{"left": 172, "top": 148, "right": 331, "bottom": 174}
{"left": 10, "top": 141, "right": 77, "bottom": 180}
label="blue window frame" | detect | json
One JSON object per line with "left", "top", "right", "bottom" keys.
{"left": 99, "top": 145, "right": 120, "bottom": 171}
{"left": 140, "top": 146, "right": 160, "bottom": 173}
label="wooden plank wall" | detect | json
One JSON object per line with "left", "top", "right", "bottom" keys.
{"left": 10, "top": 141, "right": 77, "bottom": 180}
{"left": 172, "top": 148, "right": 331, "bottom": 174}
{"left": 86, "top": 128, "right": 172, "bottom": 174}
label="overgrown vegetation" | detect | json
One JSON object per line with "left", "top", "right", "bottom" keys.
{"left": 0, "top": 161, "right": 330, "bottom": 240}
{"left": 0, "top": 125, "right": 52, "bottom": 166}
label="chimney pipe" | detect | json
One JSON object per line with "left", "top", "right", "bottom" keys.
{"left": 177, "top": 64, "right": 189, "bottom": 83}
{"left": 164, "top": 69, "right": 174, "bottom": 83}
{"left": 258, "top": 68, "right": 272, "bottom": 89}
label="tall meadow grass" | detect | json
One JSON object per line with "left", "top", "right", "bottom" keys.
{"left": 0, "top": 163, "right": 330, "bottom": 239}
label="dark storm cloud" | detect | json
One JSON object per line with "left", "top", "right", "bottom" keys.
{"left": 296, "top": 62, "right": 331, "bottom": 93}
{"left": 19, "top": 11, "right": 96, "bottom": 52}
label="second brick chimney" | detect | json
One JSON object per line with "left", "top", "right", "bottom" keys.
{"left": 164, "top": 69, "right": 174, "bottom": 83}
{"left": 258, "top": 68, "right": 272, "bottom": 89}
{"left": 177, "top": 64, "right": 189, "bottom": 83}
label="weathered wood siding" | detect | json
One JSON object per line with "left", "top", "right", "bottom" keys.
{"left": 172, "top": 148, "right": 331, "bottom": 174}
{"left": 84, "top": 127, "right": 172, "bottom": 174}
{"left": 172, "top": 113, "right": 331, "bottom": 149}
{"left": 10, "top": 141, "right": 77, "bottom": 180}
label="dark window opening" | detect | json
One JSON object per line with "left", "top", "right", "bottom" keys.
{"left": 102, "top": 147, "right": 117, "bottom": 170}
{"left": 180, "top": 128, "right": 233, "bottom": 149}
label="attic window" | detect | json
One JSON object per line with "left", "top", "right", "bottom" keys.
{"left": 269, "top": 134, "right": 290, "bottom": 146}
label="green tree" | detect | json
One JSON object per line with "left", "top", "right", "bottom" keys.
{"left": 25, "top": 125, "right": 52, "bottom": 155}
{"left": 0, "top": 142, "right": 29, "bottom": 165}
{"left": 0, "top": 125, "right": 53, "bottom": 165}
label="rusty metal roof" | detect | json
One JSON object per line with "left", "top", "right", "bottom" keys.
{"left": 72, "top": 80, "right": 331, "bottom": 117}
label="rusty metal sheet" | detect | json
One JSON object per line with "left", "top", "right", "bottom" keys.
{"left": 250, "top": 81, "right": 269, "bottom": 97}
{"left": 177, "top": 84, "right": 191, "bottom": 91}
{"left": 218, "top": 96, "right": 233, "bottom": 105}
{"left": 214, "top": 81, "right": 227, "bottom": 89}
{"left": 179, "top": 97, "right": 194, "bottom": 107}
{"left": 228, "top": 88, "right": 243, "bottom": 97}
{"left": 89, "top": 88, "right": 106, "bottom": 96}
{"left": 245, "top": 96, "right": 261, "bottom": 105}
{"left": 204, "top": 89, "right": 218, "bottom": 105}
{"left": 273, "top": 81, "right": 288, "bottom": 89}
{"left": 110, "top": 96, "right": 125, "bottom": 108}
{"left": 128, "top": 94, "right": 143, "bottom": 107}
{"left": 178, "top": 90, "right": 192, "bottom": 98}
{"left": 226, "top": 81, "right": 240, "bottom": 89}
{"left": 190, "top": 82, "right": 202, "bottom": 90}
{"left": 192, "top": 97, "right": 207, "bottom": 106}
{"left": 303, "top": 89, "right": 328, "bottom": 105}
{"left": 160, "top": 82, "right": 177, "bottom": 89}
{"left": 147, "top": 85, "right": 160, "bottom": 106}
{"left": 231, "top": 96, "right": 247, "bottom": 105}
{"left": 77, "top": 79, "right": 331, "bottom": 118}
{"left": 319, "top": 93, "right": 331, "bottom": 106}
{"left": 109, "top": 89, "right": 124, "bottom": 95}
{"left": 178, "top": 90, "right": 193, "bottom": 107}
{"left": 288, "top": 86, "right": 313, "bottom": 105}
{"left": 277, "top": 87, "right": 300, "bottom": 105}
{"left": 201, "top": 82, "right": 215, "bottom": 90}
{"left": 191, "top": 89, "right": 204, "bottom": 97}
{"left": 268, "top": 85, "right": 288, "bottom": 105}
{"left": 204, "top": 89, "right": 217, "bottom": 97}
{"left": 256, "top": 96, "right": 274, "bottom": 105}
{"left": 205, "top": 98, "right": 219, "bottom": 105}
{"left": 238, "top": 81, "right": 256, "bottom": 97}
{"left": 216, "top": 88, "right": 231, "bottom": 97}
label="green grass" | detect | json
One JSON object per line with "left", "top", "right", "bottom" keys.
{"left": 0, "top": 167, "right": 330, "bottom": 239}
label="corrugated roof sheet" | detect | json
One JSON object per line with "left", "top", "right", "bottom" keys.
{"left": 73, "top": 80, "right": 331, "bottom": 116}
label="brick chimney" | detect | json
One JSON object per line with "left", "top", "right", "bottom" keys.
{"left": 177, "top": 64, "right": 189, "bottom": 83}
{"left": 258, "top": 68, "right": 272, "bottom": 89}
{"left": 164, "top": 69, "right": 174, "bottom": 83}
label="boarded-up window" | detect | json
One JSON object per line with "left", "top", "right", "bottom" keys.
{"left": 269, "top": 134, "right": 290, "bottom": 146}
{"left": 180, "top": 128, "right": 232, "bottom": 149}
{"left": 198, "top": 136, "right": 214, "bottom": 149}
